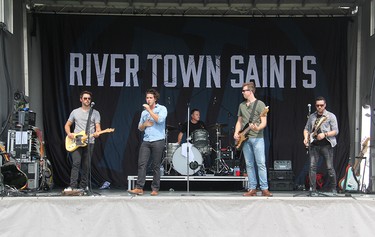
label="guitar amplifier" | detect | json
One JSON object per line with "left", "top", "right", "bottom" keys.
{"left": 20, "top": 161, "right": 39, "bottom": 189}
{"left": 274, "top": 160, "right": 292, "bottom": 170}
{"left": 221, "top": 150, "right": 233, "bottom": 160}
{"left": 269, "top": 170, "right": 294, "bottom": 180}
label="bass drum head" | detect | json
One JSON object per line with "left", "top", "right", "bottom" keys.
{"left": 172, "top": 145, "right": 203, "bottom": 175}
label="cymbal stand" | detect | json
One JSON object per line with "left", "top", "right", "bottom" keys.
{"left": 161, "top": 129, "right": 171, "bottom": 175}
{"left": 214, "top": 126, "right": 230, "bottom": 174}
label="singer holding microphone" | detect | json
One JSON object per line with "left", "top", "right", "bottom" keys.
{"left": 303, "top": 96, "right": 338, "bottom": 195}
{"left": 128, "top": 89, "right": 167, "bottom": 196}
{"left": 64, "top": 91, "right": 102, "bottom": 192}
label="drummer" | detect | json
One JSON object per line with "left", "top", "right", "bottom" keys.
{"left": 177, "top": 108, "right": 206, "bottom": 145}
{"left": 177, "top": 109, "right": 212, "bottom": 172}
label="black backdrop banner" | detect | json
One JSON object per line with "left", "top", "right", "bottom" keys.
{"left": 37, "top": 15, "right": 350, "bottom": 188}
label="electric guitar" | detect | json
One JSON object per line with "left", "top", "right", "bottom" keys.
{"left": 65, "top": 128, "right": 115, "bottom": 152}
{"left": 235, "top": 106, "right": 269, "bottom": 150}
{"left": 309, "top": 116, "right": 327, "bottom": 144}
{"left": 338, "top": 137, "right": 370, "bottom": 191}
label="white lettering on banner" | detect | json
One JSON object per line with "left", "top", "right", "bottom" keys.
{"left": 230, "top": 55, "right": 316, "bottom": 88}
{"left": 69, "top": 53, "right": 317, "bottom": 88}
{"left": 148, "top": 54, "right": 163, "bottom": 87}
{"left": 302, "top": 56, "right": 316, "bottom": 88}
{"left": 69, "top": 53, "right": 139, "bottom": 87}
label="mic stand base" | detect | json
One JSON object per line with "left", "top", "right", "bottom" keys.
{"left": 181, "top": 192, "right": 195, "bottom": 196}
{"left": 293, "top": 188, "right": 337, "bottom": 197}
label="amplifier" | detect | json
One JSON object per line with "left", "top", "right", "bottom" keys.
{"left": 274, "top": 160, "right": 292, "bottom": 170}
{"left": 221, "top": 151, "right": 233, "bottom": 159}
{"left": 269, "top": 170, "right": 294, "bottom": 180}
{"left": 20, "top": 161, "right": 39, "bottom": 189}
{"left": 269, "top": 180, "right": 294, "bottom": 191}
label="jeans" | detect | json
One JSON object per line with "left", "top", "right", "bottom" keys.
{"left": 242, "top": 138, "right": 268, "bottom": 190}
{"left": 309, "top": 144, "right": 337, "bottom": 190}
{"left": 70, "top": 144, "right": 93, "bottom": 189}
{"left": 136, "top": 140, "right": 165, "bottom": 191}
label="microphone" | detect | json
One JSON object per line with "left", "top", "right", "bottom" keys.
{"left": 167, "top": 96, "right": 171, "bottom": 104}
{"left": 91, "top": 102, "right": 95, "bottom": 107}
{"left": 307, "top": 104, "right": 311, "bottom": 114}
{"left": 213, "top": 97, "right": 217, "bottom": 105}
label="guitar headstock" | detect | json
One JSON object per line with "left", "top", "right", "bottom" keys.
{"left": 104, "top": 128, "right": 115, "bottom": 133}
{"left": 358, "top": 137, "right": 371, "bottom": 157}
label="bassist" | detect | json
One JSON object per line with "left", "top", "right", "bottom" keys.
{"left": 233, "top": 82, "right": 272, "bottom": 197}
{"left": 64, "top": 91, "right": 101, "bottom": 192}
{"left": 303, "top": 96, "right": 338, "bottom": 195}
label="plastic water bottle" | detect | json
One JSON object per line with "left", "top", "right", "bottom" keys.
{"left": 160, "top": 165, "right": 165, "bottom": 176}
{"left": 234, "top": 166, "right": 240, "bottom": 176}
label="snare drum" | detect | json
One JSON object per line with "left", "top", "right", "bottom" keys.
{"left": 172, "top": 144, "right": 203, "bottom": 175}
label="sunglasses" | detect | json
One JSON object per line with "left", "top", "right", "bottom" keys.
{"left": 315, "top": 104, "right": 325, "bottom": 107}
{"left": 83, "top": 97, "right": 91, "bottom": 100}
{"left": 242, "top": 89, "right": 251, "bottom": 92}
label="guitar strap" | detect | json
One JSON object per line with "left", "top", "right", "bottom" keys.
{"left": 245, "top": 100, "right": 259, "bottom": 133}
{"left": 247, "top": 99, "right": 258, "bottom": 124}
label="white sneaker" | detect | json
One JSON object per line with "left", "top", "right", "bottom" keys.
{"left": 64, "top": 187, "right": 72, "bottom": 192}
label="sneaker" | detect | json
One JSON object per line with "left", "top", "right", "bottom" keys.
{"left": 128, "top": 188, "right": 144, "bottom": 195}
{"left": 99, "top": 181, "right": 111, "bottom": 190}
{"left": 64, "top": 187, "right": 73, "bottom": 192}
{"left": 74, "top": 188, "right": 84, "bottom": 192}
{"left": 332, "top": 189, "right": 338, "bottom": 196}
{"left": 150, "top": 190, "right": 159, "bottom": 196}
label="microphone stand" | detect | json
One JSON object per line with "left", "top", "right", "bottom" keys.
{"left": 85, "top": 103, "right": 95, "bottom": 196}
{"left": 182, "top": 103, "right": 195, "bottom": 196}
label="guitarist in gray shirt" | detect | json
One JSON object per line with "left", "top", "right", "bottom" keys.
{"left": 234, "top": 82, "right": 272, "bottom": 197}
{"left": 303, "top": 96, "right": 338, "bottom": 194}
{"left": 64, "top": 91, "right": 101, "bottom": 192}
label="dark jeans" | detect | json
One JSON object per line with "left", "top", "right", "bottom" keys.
{"left": 70, "top": 144, "right": 94, "bottom": 189}
{"left": 309, "top": 144, "right": 337, "bottom": 190}
{"left": 136, "top": 140, "right": 165, "bottom": 191}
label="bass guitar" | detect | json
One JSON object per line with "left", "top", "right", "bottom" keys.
{"left": 235, "top": 106, "right": 269, "bottom": 150}
{"left": 65, "top": 128, "right": 115, "bottom": 152}
{"left": 338, "top": 137, "right": 370, "bottom": 191}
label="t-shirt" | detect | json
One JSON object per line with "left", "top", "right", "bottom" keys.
{"left": 237, "top": 99, "right": 266, "bottom": 138}
{"left": 68, "top": 107, "right": 101, "bottom": 143}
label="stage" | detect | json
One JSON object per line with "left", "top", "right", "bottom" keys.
{"left": 1, "top": 187, "right": 375, "bottom": 237}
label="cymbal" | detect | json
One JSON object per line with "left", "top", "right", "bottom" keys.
{"left": 166, "top": 125, "right": 178, "bottom": 131}
{"left": 208, "top": 123, "right": 228, "bottom": 129}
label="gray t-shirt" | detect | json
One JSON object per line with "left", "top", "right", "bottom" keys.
{"left": 68, "top": 107, "right": 101, "bottom": 143}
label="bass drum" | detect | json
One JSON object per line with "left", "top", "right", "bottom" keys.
{"left": 172, "top": 145, "right": 203, "bottom": 175}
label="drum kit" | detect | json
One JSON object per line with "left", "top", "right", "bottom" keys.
{"left": 162, "top": 123, "right": 232, "bottom": 176}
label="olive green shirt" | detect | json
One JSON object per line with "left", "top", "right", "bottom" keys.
{"left": 237, "top": 100, "right": 266, "bottom": 138}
